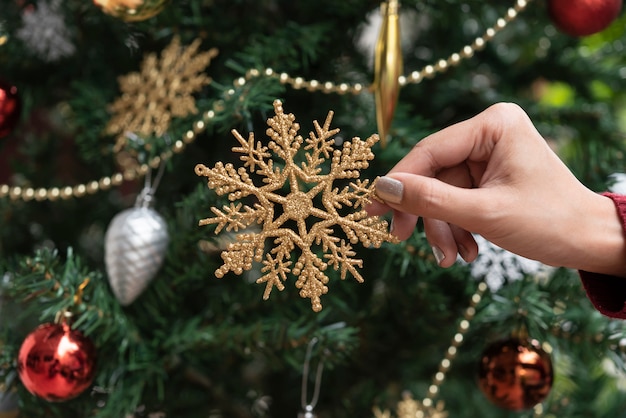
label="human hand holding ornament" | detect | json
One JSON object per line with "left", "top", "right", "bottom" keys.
{"left": 367, "top": 103, "right": 626, "bottom": 277}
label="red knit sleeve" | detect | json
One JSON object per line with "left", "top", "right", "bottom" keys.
{"left": 579, "top": 192, "right": 626, "bottom": 319}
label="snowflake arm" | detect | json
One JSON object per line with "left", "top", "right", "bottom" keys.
{"left": 330, "top": 134, "right": 378, "bottom": 179}
{"left": 105, "top": 36, "right": 218, "bottom": 148}
{"left": 302, "top": 111, "right": 340, "bottom": 177}
{"left": 196, "top": 100, "right": 397, "bottom": 311}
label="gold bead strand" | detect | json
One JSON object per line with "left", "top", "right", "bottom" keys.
{"left": 403, "top": 0, "right": 532, "bottom": 86}
{"left": 420, "top": 281, "right": 488, "bottom": 409}
{"left": 245, "top": 0, "right": 533, "bottom": 92}
{"left": 0, "top": 107, "right": 217, "bottom": 202}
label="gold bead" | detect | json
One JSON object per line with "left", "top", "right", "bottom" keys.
{"left": 22, "top": 187, "right": 35, "bottom": 201}
{"left": 138, "top": 164, "right": 149, "bottom": 176}
{"left": 506, "top": 8, "right": 518, "bottom": 20}
{"left": 49, "top": 187, "right": 60, "bottom": 201}
{"left": 10, "top": 186, "right": 21, "bottom": 200}
{"left": 112, "top": 173, "right": 125, "bottom": 185}
{"left": 61, "top": 186, "right": 73, "bottom": 199}
{"left": 461, "top": 45, "right": 474, "bottom": 58}
{"left": 446, "top": 346, "right": 457, "bottom": 358}
{"left": 73, "top": 184, "right": 86, "bottom": 197}
{"left": 459, "top": 319, "right": 470, "bottom": 331}
{"left": 36, "top": 188, "right": 48, "bottom": 201}
{"left": 471, "top": 293, "right": 482, "bottom": 305}
{"left": 473, "top": 37, "right": 486, "bottom": 50}
{"left": 184, "top": 130, "right": 195, "bottom": 143}
{"left": 174, "top": 140, "right": 185, "bottom": 153}
{"left": 410, "top": 71, "right": 422, "bottom": 83}
{"left": 194, "top": 120, "right": 205, "bottom": 133}
{"left": 150, "top": 157, "right": 161, "bottom": 169}
{"left": 99, "top": 177, "right": 112, "bottom": 190}
{"left": 307, "top": 79, "right": 319, "bottom": 91}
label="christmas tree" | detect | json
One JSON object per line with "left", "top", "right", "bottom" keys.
{"left": 1, "top": 0, "right": 626, "bottom": 417}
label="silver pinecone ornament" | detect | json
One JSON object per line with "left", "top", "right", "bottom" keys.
{"left": 104, "top": 190, "right": 169, "bottom": 306}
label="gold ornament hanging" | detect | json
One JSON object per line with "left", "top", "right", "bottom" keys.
{"left": 373, "top": 392, "right": 448, "bottom": 418}
{"left": 105, "top": 36, "right": 218, "bottom": 154}
{"left": 373, "top": 0, "right": 403, "bottom": 147}
{"left": 94, "top": 0, "right": 171, "bottom": 22}
{"left": 195, "top": 100, "right": 397, "bottom": 312}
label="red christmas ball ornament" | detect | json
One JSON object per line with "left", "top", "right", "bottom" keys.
{"left": 17, "top": 323, "right": 97, "bottom": 402}
{"left": 548, "top": 0, "right": 623, "bottom": 37}
{"left": 0, "top": 80, "right": 21, "bottom": 138}
{"left": 477, "top": 338, "right": 553, "bottom": 411}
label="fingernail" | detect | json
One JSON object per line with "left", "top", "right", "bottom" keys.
{"left": 376, "top": 176, "right": 403, "bottom": 204}
{"left": 389, "top": 217, "right": 395, "bottom": 234}
{"left": 458, "top": 244, "right": 469, "bottom": 261}
{"left": 431, "top": 246, "right": 445, "bottom": 265}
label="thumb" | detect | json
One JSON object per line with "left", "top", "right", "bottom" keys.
{"left": 375, "top": 173, "right": 489, "bottom": 229}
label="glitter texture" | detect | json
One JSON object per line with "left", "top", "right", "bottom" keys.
{"left": 16, "top": 0, "right": 75, "bottom": 62}
{"left": 106, "top": 36, "right": 218, "bottom": 151}
{"left": 195, "top": 100, "right": 397, "bottom": 311}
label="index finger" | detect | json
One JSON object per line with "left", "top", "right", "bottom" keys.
{"left": 389, "top": 103, "right": 523, "bottom": 177}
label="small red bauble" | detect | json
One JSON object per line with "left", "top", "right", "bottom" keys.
{"left": 0, "top": 80, "right": 21, "bottom": 138}
{"left": 17, "top": 323, "right": 97, "bottom": 402}
{"left": 548, "top": 0, "right": 623, "bottom": 37}
{"left": 478, "top": 338, "right": 553, "bottom": 411}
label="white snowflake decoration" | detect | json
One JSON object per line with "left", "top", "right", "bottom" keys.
{"left": 464, "top": 235, "right": 553, "bottom": 292}
{"left": 609, "top": 173, "right": 626, "bottom": 194}
{"left": 16, "top": 0, "right": 75, "bottom": 62}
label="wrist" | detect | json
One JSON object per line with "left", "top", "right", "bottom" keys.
{"left": 574, "top": 192, "right": 626, "bottom": 277}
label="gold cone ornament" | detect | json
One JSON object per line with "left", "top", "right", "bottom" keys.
{"left": 93, "top": 0, "right": 171, "bottom": 22}
{"left": 373, "top": 0, "right": 403, "bottom": 147}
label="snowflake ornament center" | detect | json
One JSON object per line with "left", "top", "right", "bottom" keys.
{"left": 195, "top": 100, "right": 397, "bottom": 311}
{"left": 284, "top": 190, "right": 313, "bottom": 221}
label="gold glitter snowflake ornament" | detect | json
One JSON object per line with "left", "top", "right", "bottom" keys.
{"left": 106, "top": 36, "right": 218, "bottom": 151}
{"left": 195, "top": 100, "right": 397, "bottom": 311}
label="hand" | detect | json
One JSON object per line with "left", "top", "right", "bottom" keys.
{"left": 367, "top": 103, "right": 626, "bottom": 277}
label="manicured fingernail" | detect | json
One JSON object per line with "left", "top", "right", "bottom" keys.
{"left": 458, "top": 244, "right": 469, "bottom": 261}
{"left": 431, "top": 246, "right": 445, "bottom": 265}
{"left": 376, "top": 176, "right": 403, "bottom": 204}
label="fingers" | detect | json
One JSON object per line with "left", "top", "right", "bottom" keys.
{"left": 389, "top": 102, "right": 532, "bottom": 177}
{"left": 389, "top": 210, "right": 418, "bottom": 241}
{"left": 424, "top": 218, "right": 478, "bottom": 266}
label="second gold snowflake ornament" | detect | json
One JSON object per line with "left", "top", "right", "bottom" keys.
{"left": 196, "top": 101, "right": 397, "bottom": 311}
